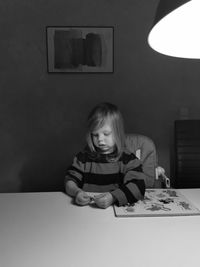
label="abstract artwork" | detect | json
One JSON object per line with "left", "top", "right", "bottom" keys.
{"left": 46, "top": 26, "right": 114, "bottom": 73}
{"left": 114, "top": 189, "right": 200, "bottom": 217}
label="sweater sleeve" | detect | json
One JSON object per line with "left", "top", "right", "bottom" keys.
{"left": 111, "top": 153, "right": 146, "bottom": 206}
{"left": 64, "top": 152, "right": 86, "bottom": 188}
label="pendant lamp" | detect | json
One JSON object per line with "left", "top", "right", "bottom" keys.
{"left": 148, "top": 0, "right": 200, "bottom": 59}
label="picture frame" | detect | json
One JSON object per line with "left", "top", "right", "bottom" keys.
{"left": 46, "top": 26, "right": 114, "bottom": 73}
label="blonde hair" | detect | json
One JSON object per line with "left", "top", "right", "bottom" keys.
{"left": 86, "top": 102, "right": 125, "bottom": 157}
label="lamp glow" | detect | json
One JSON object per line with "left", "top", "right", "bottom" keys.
{"left": 148, "top": 0, "right": 200, "bottom": 59}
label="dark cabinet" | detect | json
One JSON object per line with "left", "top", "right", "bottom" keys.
{"left": 175, "top": 120, "right": 200, "bottom": 188}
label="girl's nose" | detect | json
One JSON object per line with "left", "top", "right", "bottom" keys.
{"left": 98, "top": 134, "right": 104, "bottom": 142}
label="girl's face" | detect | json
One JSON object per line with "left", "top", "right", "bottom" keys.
{"left": 91, "top": 120, "right": 115, "bottom": 154}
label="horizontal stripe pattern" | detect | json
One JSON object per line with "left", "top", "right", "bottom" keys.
{"left": 126, "top": 182, "right": 143, "bottom": 201}
{"left": 67, "top": 169, "right": 83, "bottom": 180}
{"left": 65, "top": 175, "right": 83, "bottom": 188}
{"left": 65, "top": 148, "right": 146, "bottom": 206}
{"left": 83, "top": 183, "right": 119, "bottom": 192}
{"left": 84, "top": 173, "right": 123, "bottom": 185}
{"left": 119, "top": 184, "right": 138, "bottom": 204}
{"left": 89, "top": 161, "right": 121, "bottom": 174}
{"left": 69, "top": 165, "right": 84, "bottom": 175}
{"left": 124, "top": 170, "right": 146, "bottom": 183}
{"left": 111, "top": 188, "right": 127, "bottom": 206}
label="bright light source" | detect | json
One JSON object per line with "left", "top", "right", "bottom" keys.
{"left": 148, "top": 0, "right": 200, "bottom": 58}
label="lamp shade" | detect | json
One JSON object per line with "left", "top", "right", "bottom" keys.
{"left": 148, "top": 0, "right": 200, "bottom": 59}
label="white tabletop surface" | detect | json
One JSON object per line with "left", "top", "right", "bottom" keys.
{"left": 1, "top": 189, "right": 200, "bottom": 267}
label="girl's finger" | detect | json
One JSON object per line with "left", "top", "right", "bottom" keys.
{"left": 94, "top": 193, "right": 106, "bottom": 199}
{"left": 82, "top": 195, "right": 90, "bottom": 200}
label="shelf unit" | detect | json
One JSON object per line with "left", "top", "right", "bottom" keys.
{"left": 175, "top": 120, "right": 200, "bottom": 188}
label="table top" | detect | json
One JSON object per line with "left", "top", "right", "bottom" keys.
{"left": 1, "top": 189, "right": 200, "bottom": 267}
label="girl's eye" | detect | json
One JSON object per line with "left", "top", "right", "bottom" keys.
{"left": 92, "top": 133, "right": 98, "bottom": 137}
{"left": 104, "top": 132, "right": 111, "bottom": 136}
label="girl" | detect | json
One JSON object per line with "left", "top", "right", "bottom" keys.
{"left": 65, "top": 102, "right": 146, "bottom": 209}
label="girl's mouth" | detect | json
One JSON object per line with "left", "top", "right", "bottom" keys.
{"left": 98, "top": 144, "right": 108, "bottom": 149}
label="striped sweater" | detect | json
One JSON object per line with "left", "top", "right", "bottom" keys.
{"left": 65, "top": 147, "right": 146, "bottom": 206}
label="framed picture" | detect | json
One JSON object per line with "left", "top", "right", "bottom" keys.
{"left": 46, "top": 26, "right": 114, "bottom": 73}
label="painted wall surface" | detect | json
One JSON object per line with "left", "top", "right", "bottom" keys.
{"left": 1, "top": 0, "right": 200, "bottom": 192}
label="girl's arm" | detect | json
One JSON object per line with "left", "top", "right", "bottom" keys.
{"left": 65, "top": 152, "right": 85, "bottom": 194}
{"left": 65, "top": 152, "right": 91, "bottom": 206}
{"left": 111, "top": 153, "right": 146, "bottom": 206}
{"left": 65, "top": 180, "right": 82, "bottom": 197}
{"left": 65, "top": 180, "right": 91, "bottom": 206}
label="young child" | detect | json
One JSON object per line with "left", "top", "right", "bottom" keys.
{"left": 65, "top": 102, "right": 146, "bottom": 209}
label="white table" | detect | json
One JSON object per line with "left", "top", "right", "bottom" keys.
{"left": 1, "top": 189, "right": 200, "bottom": 267}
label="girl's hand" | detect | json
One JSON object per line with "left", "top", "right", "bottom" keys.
{"left": 75, "top": 190, "right": 91, "bottom": 206}
{"left": 94, "top": 192, "right": 114, "bottom": 209}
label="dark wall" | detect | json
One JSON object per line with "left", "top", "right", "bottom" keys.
{"left": 1, "top": 0, "right": 200, "bottom": 192}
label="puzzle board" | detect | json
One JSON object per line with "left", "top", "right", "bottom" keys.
{"left": 114, "top": 189, "right": 200, "bottom": 217}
